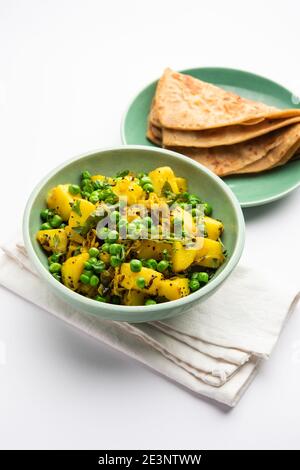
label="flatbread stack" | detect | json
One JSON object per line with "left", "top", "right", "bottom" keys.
{"left": 147, "top": 68, "right": 300, "bottom": 176}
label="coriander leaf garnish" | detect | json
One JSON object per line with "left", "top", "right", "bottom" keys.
{"left": 72, "top": 200, "right": 82, "bottom": 217}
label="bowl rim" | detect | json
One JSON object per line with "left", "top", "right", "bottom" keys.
{"left": 23, "top": 145, "right": 245, "bottom": 318}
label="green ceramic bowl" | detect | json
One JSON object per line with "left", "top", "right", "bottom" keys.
{"left": 23, "top": 146, "right": 245, "bottom": 323}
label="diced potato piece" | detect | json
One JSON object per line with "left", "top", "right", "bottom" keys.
{"left": 176, "top": 177, "right": 187, "bottom": 193}
{"left": 171, "top": 241, "right": 197, "bottom": 272}
{"left": 136, "top": 240, "right": 172, "bottom": 260}
{"left": 158, "top": 277, "right": 190, "bottom": 301}
{"left": 66, "top": 199, "right": 96, "bottom": 243}
{"left": 136, "top": 192, "right": 167, "bottom": 210}
{"left": 66, "top": 241, "right": 81, "bottom": 259}
{"left": 119, "top": 264, "right": 163, "bottom": 296}
{"left": 194, "top": 238, "right": 225, "bottom": 268}
{"left": 91, "top": 174, "right": 105, "bottom": 182}
{"left": 47, "top": 184, "right": 74, "bottom": 221}
{"left": 204, "top": 217, "right": 224, "bottom": 240}
{"left": 149, "top": 167, "right": 179, "bottom": 196}
{"left": 91, "top": 174, "right": 114, "bottom": 185}
{"left": 113, "top": 179, "right": 144, "bottom": 205}
{"left": 36, "top": 228, "right": 68, "bottom": 253}
{"left": 123, "top": 290, "right": 145, "bottom": 306}
{"left": 65, "top": 225, "right": 84, "bottom": 244}
{"left": 68, "top": 199, "right": 96, "bottom": 230}
{"left": 61, "top": 252, "right": 89, "bottom": 290}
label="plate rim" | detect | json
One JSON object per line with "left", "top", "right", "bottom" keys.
{"left": 120, "top": 66, "right": 300, "bottom": 208}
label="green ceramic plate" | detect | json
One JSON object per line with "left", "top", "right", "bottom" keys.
{"left": 121, "top": 67, "right": 300, "bottom": 207}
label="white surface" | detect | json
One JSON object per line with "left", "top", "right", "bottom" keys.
{"left": 0, "top": 0, "right": 299, "bottom": 450}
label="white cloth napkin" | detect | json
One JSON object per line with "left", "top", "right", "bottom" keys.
{"left": 0, "top": 240, "right": 299, "bottom": 407}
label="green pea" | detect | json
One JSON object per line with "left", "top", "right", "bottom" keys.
{"left": 143, "top": 216, "right": 153, "bottom": 228}
{"left": 137, "top": 172, "right": 146, "bottom": 179}
{"left": 143, "top": 183, "right": 154, "bottom": 193}
{"left": 127, "top": 222, "right": 137, "bottom": 232}
{"left": 157, "top": 260, "right": 169, "bottom": 272}
{"left": 198, "top": 272, "right": 209, "bottom": 283}
{"left": 81, "top": 170, "right": 91, "bottom": 179}
{"left": 88, "top": 257, "right": 98, "bottom": 265}
{"left": 191, "top": 272, "right": 200, "bottom": 280}
{"left": 97, "top": 188, "right": 109, "bottom": 200}
{"left": 52, "top": 273, "right": 61, "bottom": 282}
{"left": 69, "top": 184, "right": 81, "bottom": 195}
{"left": 110, "top": 255, "right": 122, "bottom": 268}
{"left": 84, "top": 261, "right": 93, "bottom": 271}
{"left": 145, "top": 299, "right": 157, "bottom": 306}
{"left": 127, "top": 232, "right": 138, "bottom": 241}
{"left": 118, "top": 219, "right": 128, "bottom": 237}
{"left": 81, "top": 178, "right": 90, "bottom": 186}
{"left": 82, "top": 191, "right": 91, "bottom": 199}
{"left": 136, "top": 277, "right": 145, "bottom": 289}
{"left": 97, "top": 190, "right": 106, "bottom": 201}
{"left": 40, "top": 208, "right": 51, "bottom": 221}
{"left": 128, "top": 221, "right": 146, "bottom": 239}
{"left": 93, "top": 260, "right": 106, "bottom": 273}
{"left": 145, "top": 258, "right": 157, "bottom": 270}
{"left": 90, "top": 275, "right": 99, "bottom": 287}
{"left": 95, "top": 295, "right": 107, "bottom": 302}
{"left": 89, "top": 192, "right": 100, "bottom": 204}
{"left": 40, "top": 222, "right": 52, "bottom": 230}
{"left": 130, "top": 259, "right": 142, "bottom": 272}
{"left": 140, "top": 175, "right": 151, "bottom": 186}
{"left": 105, "top": 195, "right": 118, "bottom": 205}
{"left": 49, "top": 262, "right": 62, "bottom": 274}
{"left": 107, "top": 230, "right": 119, "bottom": 243}
{"left": 50, "top": 214, "right": 63, "bottom": 228}
{"left": 109, "top": 210, "right": 120, "bottom": 223}
{"left": 132, "top": 218, "right": 143, "bottom": 227}
{"left": 98, "top": 227, "right": 110, "bottom": 240}
{"left": 88, "top": 247, "right": 100, "bottom": 258}
{"left": 109, "top": 243, "right": 123, "bottom": 255}
{"left": 82, "top": 269, "right": 92, "bottom": 278}
{"left": 48, "top": 253, "right": 61, "bottom": 264}
{"left": 81, "top": 181, "right": 94, "bottom": 194}
{"left": 101, "top": 243, "right": 110, "bottom": 253}
{"left": 118, "top": 218, "right": 127, "bottom": 228}
{"left": 203, "top": 202, "right": 213, "bottom": 216}
{"left": 80, "top": 273, "right": 90, "bottom": 284}
{"left": 189, "top": 279, "right": 200, "bottom": 291}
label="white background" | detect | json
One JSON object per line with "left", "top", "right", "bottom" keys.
{"left": 0, "top": 0, "right": 300, "bottom": 450}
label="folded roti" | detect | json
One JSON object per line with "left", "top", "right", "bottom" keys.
{"left": 146, "top": 122, "right": 161, "bottom": 146}
{"left": 165, "top": 124, "right": 300, "bottom": 176}
{"left": 238, "top": 125, "right": 300, "bottom": 174}
{"left": 155, "top": 68, "right": 300, "bottom": 130}
{"left": 161, "top": 116, "right": 300, "bottom": 148}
